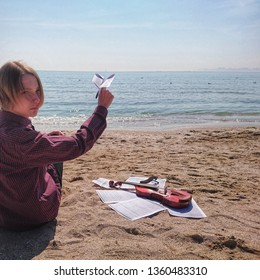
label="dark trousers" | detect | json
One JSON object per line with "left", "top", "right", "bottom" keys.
{"left": 53, "top": 162, "right": 63, "bottom": 188}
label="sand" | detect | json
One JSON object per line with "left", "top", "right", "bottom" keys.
{"left": 0, "top": 126, "right": 259, "bottom": 260}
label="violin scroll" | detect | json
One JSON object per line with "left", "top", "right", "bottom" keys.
{"left": 109, "top": 180, "right": 122, "bottom": 188}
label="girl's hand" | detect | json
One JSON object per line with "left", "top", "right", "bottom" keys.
{"left": 98, "top": 88, "right": 114, "bottom": 109}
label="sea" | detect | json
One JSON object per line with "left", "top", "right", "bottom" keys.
{"left": 33, "top": 71, "right": 260, "bottom": 131}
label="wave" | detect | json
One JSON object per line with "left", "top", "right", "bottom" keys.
{"left": 32, "top": 112, "right": 260, "bottom": 132}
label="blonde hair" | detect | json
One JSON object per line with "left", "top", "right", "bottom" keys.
{"left": 0, "top": 61, "right": 44, "bottom": 110}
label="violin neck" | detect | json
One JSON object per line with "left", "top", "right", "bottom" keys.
{"left": 123, "top": 181, "right": 159, "bottom": 190}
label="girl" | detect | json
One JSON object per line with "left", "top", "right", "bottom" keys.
{"left": 0, "top": 61, "right": 114, "bottom": 230}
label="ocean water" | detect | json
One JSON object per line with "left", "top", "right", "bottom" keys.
{"left": 34, "top": 71, "right": 260, "bottom": 131}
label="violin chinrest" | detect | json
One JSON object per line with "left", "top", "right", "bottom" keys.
{"left": 170, "top": 189, "right": 192, "bottom": 202}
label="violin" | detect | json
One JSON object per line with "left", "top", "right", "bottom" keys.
{"left": 135, "top": 187, "right": 192, "bottom": 209}
{"left": 109, "top": 176, "right": 192, "bottom": 209}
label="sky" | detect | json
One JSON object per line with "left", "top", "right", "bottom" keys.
{"left": 1, "top": 0, "right": 260, "bottom": 71}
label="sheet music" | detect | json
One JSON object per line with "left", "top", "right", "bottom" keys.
{"left": 109, "top": 198, "right": 166, "bottom": 221}
{"left": 93, "top": 177, "right": 207, "bottom": 220}
{"left": 96, "top": 190, "right": 136, "bottom": 203}
{"left": 92, "top": 178, "right": 111, "bottom": 188}
{"left": 166, "top": 198, "right": 207, "bottom": 219}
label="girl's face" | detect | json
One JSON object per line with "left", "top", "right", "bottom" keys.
{"left": 10, "top": 74, "right": 41, "bottom": 118}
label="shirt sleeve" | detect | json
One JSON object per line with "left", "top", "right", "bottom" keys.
{"left": 15, "top": 106, "right": 108, "bottom": 167}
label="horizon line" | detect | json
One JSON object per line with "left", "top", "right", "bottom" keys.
{"left": 36, "top": 68, "right": 260, "bottom": 73}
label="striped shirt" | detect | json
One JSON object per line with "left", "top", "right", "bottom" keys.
{"left": 0, "top": 106, "right": 107, "bottom": 230}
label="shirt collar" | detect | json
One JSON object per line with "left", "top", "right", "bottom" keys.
{"left": 0, "top": 111, "right": 32, "bottom": 129}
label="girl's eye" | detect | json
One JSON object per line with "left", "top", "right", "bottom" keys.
{"left": 22, "top": 91, "right": 30, "bottom": 97}
{"left": 22, "top": 90, "right": 40, "bottom": 99}
{"left": 25, "top": 92, "right": 32, "bottom": 99}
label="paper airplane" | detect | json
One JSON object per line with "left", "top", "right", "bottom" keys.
{"left": 92, "top": 73, "right": 115, "bottom": 98}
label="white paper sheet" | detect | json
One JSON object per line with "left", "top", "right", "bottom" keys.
{"left": 109, "top": 198, "right": 166, "bottom": 221}
{"left": 166, "top": 198, "right": 207, "bottom": 219}
{"left": 92, "top": 178, "right": 112, "bottom": 189}
{"left": 96, "top": 190, "right": 136, "bottom": 203}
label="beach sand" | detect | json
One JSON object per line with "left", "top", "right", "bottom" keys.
{"left": 0, "top": 126, "right": 259, "bottom": 260}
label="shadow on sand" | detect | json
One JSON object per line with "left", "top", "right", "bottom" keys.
{"left": 0, "top": 220, "right": 56, "bottom": 260}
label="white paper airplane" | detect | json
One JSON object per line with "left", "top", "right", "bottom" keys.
{"left": 92, "top": 73, "right": 115, "bottom": 98}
